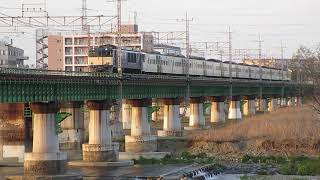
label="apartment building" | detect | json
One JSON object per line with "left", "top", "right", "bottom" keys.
{"left": 48, "top": 25, "right": 154, "bottom": 72}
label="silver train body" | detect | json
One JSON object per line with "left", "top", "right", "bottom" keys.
{"left": 89, "top": 47, "right": 291, "bottom": 81}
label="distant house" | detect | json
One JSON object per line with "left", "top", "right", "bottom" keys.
{"left": 154, "top": 44, "right": 182, "bottom": 56}
{"left": 0, "top": 41, "right": 29, "bottom": 68}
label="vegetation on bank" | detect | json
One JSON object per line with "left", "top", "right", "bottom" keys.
{"left": 134, "top": 152, "right": 217, "bottom": 165}
{"left": 242, "top": 155, "right": 320, "bottom": 176}
{"left": 193, "top": 106, "right": 320, "bottom": 142}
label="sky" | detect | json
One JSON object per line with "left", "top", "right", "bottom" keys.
{"left": 0, "top": 0, "right": 320, "bottom": 65}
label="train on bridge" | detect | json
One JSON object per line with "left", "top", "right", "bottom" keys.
{"left": 88, "top": 45, "right": 291, "bottom": 81}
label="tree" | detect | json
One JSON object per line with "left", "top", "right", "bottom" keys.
{"left": 291, "top": 44, "right": 320, "bottom": 113}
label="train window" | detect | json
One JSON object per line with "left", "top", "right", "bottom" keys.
{"left": 129, "top": 53, "right": 133, "bottom": 63}
{"left": 127, "top": 53, "right": 131, "bottom": 62}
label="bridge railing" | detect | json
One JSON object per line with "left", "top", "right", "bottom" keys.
{"left": 0, "top": 68, "right": 118, "bottom": 78}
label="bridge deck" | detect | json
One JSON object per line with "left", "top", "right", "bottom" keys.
{"left": 0, "top": 68, "right": 306, "bottom": 103}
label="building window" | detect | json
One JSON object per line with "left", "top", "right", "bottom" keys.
{"left": 65, "top": 66, "right": 72, "bottom": 71}
{"left": 65, "top": 38, "right": 73, "bottom": 45}
{"left": 65, "top": 57, "right": 73, "bottom": 65}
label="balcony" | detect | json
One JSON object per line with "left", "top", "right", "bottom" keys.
{"left": 65, "top": 47, "right": 73, "bottom": 56}
{"left": 65, "top": 57, "right": 73, "bottom": 65}
{"left": 65, "top": 38, "right": 73, "bottom": 45}
{"left": 65, "top": 66, "right": 73, "bottom": 71}
{"left": 74, "top": 40, "right": 88, "bottom": 46}
{"left": 74, "top": 48, "right": 88, "bottom": 56}
{"left": 74, "top": 57, "right": 87, "bottom": 65}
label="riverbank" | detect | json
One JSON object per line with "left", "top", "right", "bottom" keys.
{"left": 190, "top": 106, "right": 320, "bottom": 161}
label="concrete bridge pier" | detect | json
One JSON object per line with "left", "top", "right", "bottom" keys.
{"left": 158, "top": 98, "right": 182, "bottom": 137}
{"left": 210, "top": 96, "right": 226, "bottom": 123}
{"left": 24, "top": 102, "right": 67, "bottom": 175}
{"left": 268, "top": 97, "right": 278, "bottom": 112}
{"left": 125, "top": 99, "right": 157, "bottom": 153}
{"left": 280, "top": 97, "right": 287, "bottom": 107}
{"left": 287, "top": 97, "right": 292, "bottom": 106}
{"left": 82, "top": 100, "right": 119, "bottom": 162}
{"left": 59, "top": 101, "right": 84, "bottom": 150}
{"left": 152, "top": 100, "right": 164, "bottom": 122}
{"left": 288, "top": 97, "right": 295, "bottom": 106}
{"left": 243, "top": 96, "right": 256, "bottom": 117}
{"left": 258, "top": 98, "right": 268, "bottom": 112}
{"left": 228, "top": 96, "right": 242, "bottom": 120}
{"left": 122, "top": 100, "right": 132, "bottom": 130}
{"left": 0, "top": 103, "right": 27, "bottom": 163}
{"left": 152, "top": 101, "right": 157, "bottom": 121}
{"left": 296, "top": 96, "right": 302, "bottom": 106}
{"left": 110, "top": 103, "right": 124, "bottom": 140}
{"left": 185, "top": 97, "right": 205, "bottom": 130}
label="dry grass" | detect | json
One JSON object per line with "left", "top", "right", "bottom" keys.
{"left": 194, "top": 105, "right": 320, "bottom": 142}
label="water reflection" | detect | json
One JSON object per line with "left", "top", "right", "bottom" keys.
{"left": 0, "top": 166, "right": 243, "bottom": 180}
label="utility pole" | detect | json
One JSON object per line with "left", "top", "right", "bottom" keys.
{"left": 178, "top": 12, "right": 193, "bottom": 75}
{"left": 134, "top": 11, "right": 137, "bottom": 25}
{"left": 280, "top": 42, "right": 286, "bottom": 105}
{"left": 117, "top": 0, "right": 123, "bottom": 76}
{"left": 105, "top": 0, "right": 126, "bottom": 137}
{"left": 256, "top": 33, "right": 264, "bottom": 80}
{"left": 82, "top": 0, "right": 91, "bottom": 70}
{"left": 177, "top": 12, "right": 193, "bottom": 117}
{"left": 228, "top": 26, "right": 233, "bottom": 102}
{"left": 280, "top": 42, "right": 285, "bottom": 81}
{"left": 185, "top": 12, "right": 193, "bottom": 107}
{"left": 228, "top": 27, "right": 232, "bottom": 80}
{"left": 82, "top": 0, "right": 88, "bottom": 32}
{"left": 256, "top": 33, "right": 264, "bottom": 111}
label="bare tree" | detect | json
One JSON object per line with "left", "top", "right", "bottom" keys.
{"left": 291, "top": 44, "right": 320, "bottom": 113}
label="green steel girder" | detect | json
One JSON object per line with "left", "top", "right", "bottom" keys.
{"left": 0, "top": 71, "right": 310, "bottom": 104}
{"left": 123, "top": 84, "right": 186, "bottom": 99}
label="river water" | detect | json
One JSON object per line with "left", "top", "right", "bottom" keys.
{"left": 0, "top": 165, "right": 243, "bottom": 179}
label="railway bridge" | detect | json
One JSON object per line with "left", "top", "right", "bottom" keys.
{"left": 0, "top": 68, "right": 310, "bottom": 175}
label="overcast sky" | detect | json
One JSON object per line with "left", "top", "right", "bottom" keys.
{"left": 1, "top": 0, "right": 320, "bottom": 65}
